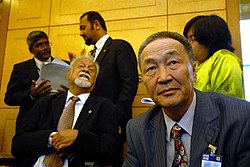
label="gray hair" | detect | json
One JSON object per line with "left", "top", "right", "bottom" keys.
{"left": 138, "top": 31, "right": 194, "bottom": 70}
{"left": 70, "top": 56, "right": 99, "bottom": 79}
{"left": 27, "top": 31, "right": 48, "bottom": 51}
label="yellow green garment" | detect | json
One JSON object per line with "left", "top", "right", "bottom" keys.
{"left": 194, "top": 49, "right": 245, "bottom": 99}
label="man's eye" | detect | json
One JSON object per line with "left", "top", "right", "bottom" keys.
{"left": 36, "top": 43, "right": 43, "bottom": 47}
{"left": 80, "top": 26, "right": 85, "bottom": 30}
{"left": 89, "top": 68, "right": 95, "bottom": 72}
{"left": 145, "top": 66, "right": 156, "bottom": 75}
{"left": 168, "top": 60, "right": 181, "bottom": 69}
{"left": 168, "top": 60, "right": 179, "bottom": 66}
{"left": 169, "top": 60, "right": 178, "bottom": 64}
{"left": 146, "top": 66, "right": 155, "bottom": 72}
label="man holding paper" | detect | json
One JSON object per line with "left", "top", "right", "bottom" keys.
{"left": 4, "top": 30, "right": 69, "bottom": 132}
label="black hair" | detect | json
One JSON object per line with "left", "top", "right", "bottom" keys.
{"left": 138, "top": 31, "right": 194, "bottom": 70}
{"left": 80, "top": 11, "right": 107, "bottom": 31}
{"left": 183, "top": 15, "right": 234, "bottom": 58}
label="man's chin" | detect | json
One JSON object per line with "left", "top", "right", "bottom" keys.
{"left": 84, "top": 38, "right": 93, "bottom": 46}
{"left": 42, "top": 54, "right": 51, "bottom": 60}
{"left": 85, "top": 42, "right": 92, "bottom": 46}
{"left": 74, "top": 79, "right": 91, "bottom": 88}
{"left": 155, "top": 96, "right": 179, "bottom": 107}
{"left": 84, "top": 42, "right": 90, "bottom": 46}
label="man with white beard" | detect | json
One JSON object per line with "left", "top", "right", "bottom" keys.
{"left": 12, "top": 56, "right": 119, "bottom": 167}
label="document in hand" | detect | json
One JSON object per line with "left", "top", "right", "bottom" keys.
{"left": 37, "top": 58, "right": 70, "bottom": 92}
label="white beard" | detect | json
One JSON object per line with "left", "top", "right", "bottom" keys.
{"left": 74, "top": 78, "right": 91, "bottom": 88}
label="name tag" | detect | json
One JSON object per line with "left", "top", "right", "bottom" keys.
{"left": 201, "top": 154, "right": 222, "bottom": 167}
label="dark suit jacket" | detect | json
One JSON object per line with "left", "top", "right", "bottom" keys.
{"left": 11, "top": 92, "right": 119, "bottom": 167}
{"left": 4, "top": 58, "right": 40, "bottom": 131}
{"left": 123, "top": 90, "right": 250, "bottom": 167}
{"left": 93, "top": 37, "right": 138, "bottom": 140}
{"left": 4, "top": 58, "right": 69, "bottom": 131}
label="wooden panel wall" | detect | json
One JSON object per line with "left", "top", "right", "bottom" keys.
{"left": 50, "top": 0, "right": 167, "bottom": 25}
{"left": 0, "top": 0, "right": 240, "bottom": 154}
{"left": 8, "top": 0, "right": 51, "bottom": 29}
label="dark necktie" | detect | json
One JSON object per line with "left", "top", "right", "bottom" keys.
{"left": 171, "top": 124, "right": 188, "bottom": 167}
{"left": 43, "top": 96, "right": 80, "bottom": 167}
{"left": 89, "top": 46, "right": 97, "bottom": 58}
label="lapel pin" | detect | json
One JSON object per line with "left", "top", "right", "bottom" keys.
{"left": 88, "top": 110, "right": 92, "bottom": 114}
{"left": 208, "top": 144, "right": 217, "bottom": 155}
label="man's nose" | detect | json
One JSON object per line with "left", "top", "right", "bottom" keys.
{"left": 158, "top": 66, "right": 171, "bottom": 83}
{"left": 40, "top": 42, "right": 51, "bottom": 49}
{"left": 82, "top": 67, "right": 89, "bottom": 73}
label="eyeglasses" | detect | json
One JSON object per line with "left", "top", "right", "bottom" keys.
{"left": 187, "top": 35, "right": 196, "bottom": 43}
{"left": 33, "top": 41, "right": 52, "bottom": 49}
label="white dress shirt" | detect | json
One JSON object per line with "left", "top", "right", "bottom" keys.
{"left": 93, "top": 34, "right": 109, "bottom": 62}
{"left": 33, "top": 90, "right": 90, "bottom": 167}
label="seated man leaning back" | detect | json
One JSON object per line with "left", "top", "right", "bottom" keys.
{"left": 11, "top": 56, "right": 119, "bottom": 167}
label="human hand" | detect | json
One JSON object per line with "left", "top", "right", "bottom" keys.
{"left": 30, "top": 79, "right": 52, "bottom": 99}
{"left": 68, "top": 52, "right": 76, "bottom": 62}
{"left": 50, "top": 129, "right": 78, "bottom": 151}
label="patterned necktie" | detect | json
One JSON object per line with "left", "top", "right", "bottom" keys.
{"left": 171, "top": 124, "right": 188, "bottom": 167}
{"left": 43, "top": 96, "right": 80, "bottom": 167}
{"left": 89, "top": 45, "right": 97, "bottom": 58}
{"left": 57, "top": 96, "right": 79, "bottom": 130}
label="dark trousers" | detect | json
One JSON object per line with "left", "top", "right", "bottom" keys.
{"left": 113, "top": 138, "right": 124, "bottom": 167}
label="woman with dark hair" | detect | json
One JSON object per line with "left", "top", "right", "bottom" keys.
{"left": 183, "top": 15, "right": 245, "bottom": 99}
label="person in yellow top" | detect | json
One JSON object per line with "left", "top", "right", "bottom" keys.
{"left": 183, "top": 15, "right": 245, "bottom": 99}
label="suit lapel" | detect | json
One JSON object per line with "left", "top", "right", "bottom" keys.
{"left": 26, "top": 58, "right": 39, "bottom": 80}
{"left": 145, "top": 107, "right": 167, "bottom": 166}
{"left": 51, "top": 93, "right": 67, "bottom": 129}
{"left": 96, "top": 37, "right": 112, "bottom": 65}
{"left": 190, "top": 90, "right": 220, "bottom": 166}
{"left": 74, "top": 94, "right": 96, "bottom": 128}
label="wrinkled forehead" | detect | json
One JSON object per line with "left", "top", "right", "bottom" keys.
{"left": 141, "top": 38, "right": 185, "bottom": 60}
{"left": 73, "top": 57, "right": 95, "bottom": 67}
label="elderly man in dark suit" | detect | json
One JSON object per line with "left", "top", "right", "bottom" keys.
{"left": 5, "top": 30, "right": 69, "bottom": 132}
{"left": 11, "top": 56, "right": 119, "bottom": 167}
{"left": 78, "top": 11, "right": 138, "bottom": 167}
{"left": 123, "top": 31, "right": 250, "bottom": 167}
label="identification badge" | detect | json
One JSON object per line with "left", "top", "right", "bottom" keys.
{"left": 201, "top": 154, "right": 222, "bottom": 167}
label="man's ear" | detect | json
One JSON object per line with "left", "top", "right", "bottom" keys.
{"left": 94, "top": 20, "right": 100, "bottom": 30}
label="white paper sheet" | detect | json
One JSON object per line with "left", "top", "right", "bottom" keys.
{"left": 37, "top": 58, "right": 70, "bottom": 92}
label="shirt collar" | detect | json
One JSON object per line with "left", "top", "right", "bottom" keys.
{"left": 95, "top": 34, "right": 109, "bottom": 51}
{"left": 34, "top": 57, "right": 52, "bottom": 71}
{"left": 66, "top": 90, "right": 90, "bottom": 104}
{"left": 163, "top": 91, "right": 196, "bottom": 142}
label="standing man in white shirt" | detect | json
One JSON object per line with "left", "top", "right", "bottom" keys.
{"left": 79, "top": 11, "right": 139, "bottom": 167}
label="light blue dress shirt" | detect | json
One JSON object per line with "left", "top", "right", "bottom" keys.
{"left": 163, "top": 91, "right": 196, "bottom": 167}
